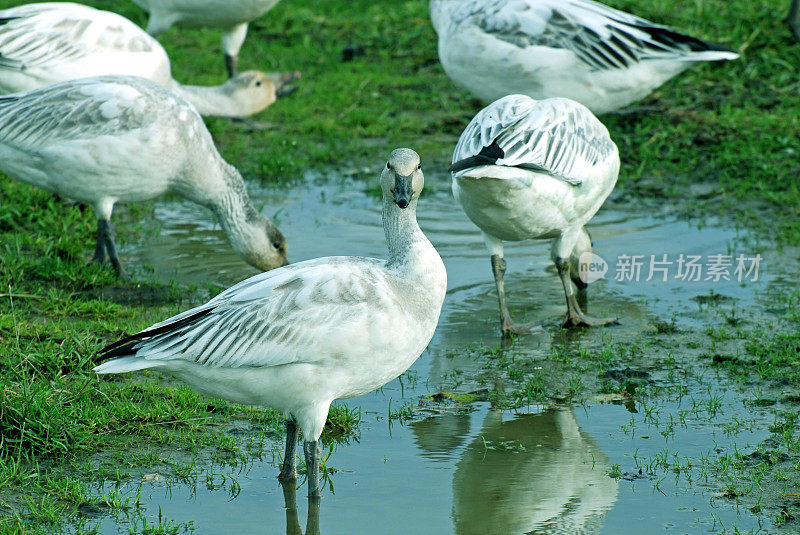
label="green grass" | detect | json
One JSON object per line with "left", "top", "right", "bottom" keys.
{"left": 0, "top": 0, "right": 798, "bottom": 531}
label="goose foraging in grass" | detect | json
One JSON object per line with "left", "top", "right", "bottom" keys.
{"left": 94, "top": 148, "right": 447, "bottom": 498}
{"left": 0, "top": 75, "right": 287, "bottom": 278}
{"left": 430, "top": 0, "right": 739, "bottom": 114}
{"left": 450, "top": 94, "right": 617, "bottom": 333}
{"left": 0, "top": 3, "right": 298, "bottom": 119}
{"left": 132, "top": 0, "right": 282, "bottom": 78}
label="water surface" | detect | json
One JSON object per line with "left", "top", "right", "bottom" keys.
{"left": 100, "top": 171, "right": 790, "bottom": 534}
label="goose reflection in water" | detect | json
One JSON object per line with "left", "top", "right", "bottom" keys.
{"left": 412, "top": 408, "right": 618, "bottom": 535}
{"left": 281, "top": 480, "right": 321, "bottom": 535}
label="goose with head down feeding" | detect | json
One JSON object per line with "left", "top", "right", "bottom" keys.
{"left": 0, "top": 3, "right": 298, "bottom": 119}
{"left": 132, "top": 0, "right": 282, "bottom": 78}
{"left": 450, "top": 94, "right": 617, "bottom": 334}
{"left": 93, "top": 148, "right": 447, "bottom": 498}
{"left": 0, "top": 75, "right": 287, "bottom": 278}
{"left": 430, "top": 0, "right": 739, "bottom": 114}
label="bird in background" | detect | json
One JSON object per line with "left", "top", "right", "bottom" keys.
{"left": 94, "top": 149, "right": 447, "bottom": 498}
{"left": 0, "top": 75, "right": 287, "bottom": 278}
{"left": 430, "top": 0, "right": 739, "bottom": 114}
{"left": 788, "top": 0, "right": 800, "bottom": 41}
{"left": 0, "top": 3, "right": 299, "bottom": 119}
{"left": 132, "top": 0, "right": 282, "bottom": 78}
{"left": 450, "top": 94, "right": 618, "bottom": 334}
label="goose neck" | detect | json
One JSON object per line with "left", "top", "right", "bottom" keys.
{"left": 383, "top": 198, "right": 426, "bottom": 267}
{"left": 173, "top": 83, "right": 241, "bottom": 118}
{"left": 211, "top": 175, "right": 259, "bottom": 233}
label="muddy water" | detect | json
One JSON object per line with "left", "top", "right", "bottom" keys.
{"left": 102, "top": 172, "right": 793, "bottom": 534}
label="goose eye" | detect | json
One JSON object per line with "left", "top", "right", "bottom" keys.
{"left": 272, "top": 241, "right": 281, "bottom": 249}
{"left": 386, "top": 161, "right": 391, "bottom": 169}
{"left": 255, "top": 80, "right": 262, "bottom": 87}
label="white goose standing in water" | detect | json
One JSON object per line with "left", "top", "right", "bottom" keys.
{"left": 451, "top": 94, "right": 617, "bottom": 333}
{"left": 132, "top": 0, "right": 282, "bottom": 77}
{"left": 430, "top": 0, "right": 739, "bottom": 114}
{"left": 0, "top": 3, "right": 298, "bottom": 118}
{"left": 94, "top": 149, "right": 448, "bottom": 498}
{"left": 0, "top": 75, "right": 287, "bottom": 277}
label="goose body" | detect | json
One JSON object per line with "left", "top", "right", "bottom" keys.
{"left": 0, "top": 3, "right": 293, "bottom": 118}
{"left": 94, "top": 148, "right": 447, "bottom": 497}
{"left": 0, "top": 75, "right": 286, "bottom": 276}
{"left": 132, "top": 0, "right": 282, "bottom": 77}
{"left": 430, "top": 0, "right": 738, "bottom": 114}
{"left": 451, "top": 94, "right": 617, "bottom": 332}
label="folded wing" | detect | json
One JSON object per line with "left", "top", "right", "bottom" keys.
{"left": 96, "top": 257, "right": 396, "bottom": 370}
{"left": 451, "top": 95, "right": 616, "bottom": 185}
{"left": 458, "top": 0, "right": 737, "bottom": 72}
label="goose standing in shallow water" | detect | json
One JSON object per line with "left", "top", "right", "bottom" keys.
{"left": 430, "top": 0, "right": 739, "bottom": 114}
{"left": 0, "top": 75, "right": 287, "bottom": 277}
{"left": 132, "top": 0, "right": 282, "bottom": 78}
{"left": 94, "top": 149, "right": 447, "bottom": 498}
{"left": 0, "top": 3, "right": 298, "bottom": 119}
{"left": 451, "top": 95, "right": 617, "bottom": 333}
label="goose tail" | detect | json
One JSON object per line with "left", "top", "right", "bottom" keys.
{"left": 93, "top": 356, "right": 163, "bottom": 374}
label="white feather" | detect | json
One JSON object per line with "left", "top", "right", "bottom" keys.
{"left": 451, "top": 94, "right": 618, "bottom": 258}
{"left": 94, "top": 149, "right": 448, "bottom": 442}
{"left": 0, "top": 3, "right": 284, "bottom": 118}
{"left": 132, "top": 0, "right": 281, "bottom": 57}
{"left": 431, "top": 0, "right": 738, "bottom": 113}
{"left": 0, "top": 75, "right": 285, "bottom": 271}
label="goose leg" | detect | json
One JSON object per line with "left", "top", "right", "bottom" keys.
{"left": 306, "top": 492, "right": 321, "bottom": 535}
{"left": 571, "top": 257, "right": 589, "bottom": 311}
{"left": 490, "top": 255, "right": 539, "bottom": 336}
{"left": 280, "top": 478, "right": 303, "bottom": 535}
{"left": 98, "top": 219, "right": 128, "bottom": 279}
{"left": 303, "top": 440, "right": 322, "bottom": 498}
{"left": 556, "top": 257, "right": 616, "bottom": 327}
{"left": 93, "top": 219, "right": 107, "bottom": 264}
{"left": 788, "top": 0, "right": 800, "bottom": 40}
{"left": 222, "top": 23, "right": 248, "bottom": 78}
{"left": 224, "top": 53, "right": 239, "bottom": 78}
{"left": 278, "top": 418, "right": 300, "bottom": 482}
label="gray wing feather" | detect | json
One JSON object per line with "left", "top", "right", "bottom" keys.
{"left": 0, "top": 76, "right": 173, "bottom": 150}
{"left": 125, "top": 257, "right": 393, "bottom": 369}
{"left": 452, "top": 95, "right": 616, "bottom": 185}
{"left": 0, "top": 5, "right": 95, "bottom": 70}
{"left": 0, "top": 4, "right": 158, "bottom": 71}
{"left": 458, "top": 0, "right": 733, "bottom": 71}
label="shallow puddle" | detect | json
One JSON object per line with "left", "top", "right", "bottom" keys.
{"left": 100, "top": 171, "right": 796, "bottom": 534}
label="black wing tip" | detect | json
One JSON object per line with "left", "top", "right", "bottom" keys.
{"left": 94, "top": 306, "right": 217, "bottom": 363}
{"left": 633, "top": 23, "right": 735, "bottom": 54}
{"left": 96, "top": 340, "right": 141, "bottom": 362}
{"left": 450, "top": 141, "right": 505, "bottom": 173}
{"left": 449, "top": 155, "right": 493, "bottom": 173}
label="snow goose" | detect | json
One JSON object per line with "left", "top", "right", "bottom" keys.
{"left": 450, "top": 94, "right": 617, "bottom": 333}
{"left": 0, "top": 75, "right": 287, "bottom": 278}
{"left": 0, "top": 3, "right": 298, "bottom": 119}
{"left": 93, "top": 148, "right": 447, "bottom": 497}
{"left": 430, "top": 0, "right": 739, "bottom": 114}
{"left": 132, "top": 0, "right": 282, "bottom": 77}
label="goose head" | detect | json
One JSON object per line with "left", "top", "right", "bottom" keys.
{"left": 234, "top": 213, "right": 288, "bottom": 271}
{"left": 222, "top": 70, "right": 301, "bottom": 116}
{"left": 381, "top": 148, "right": 424, "bottom": 209}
